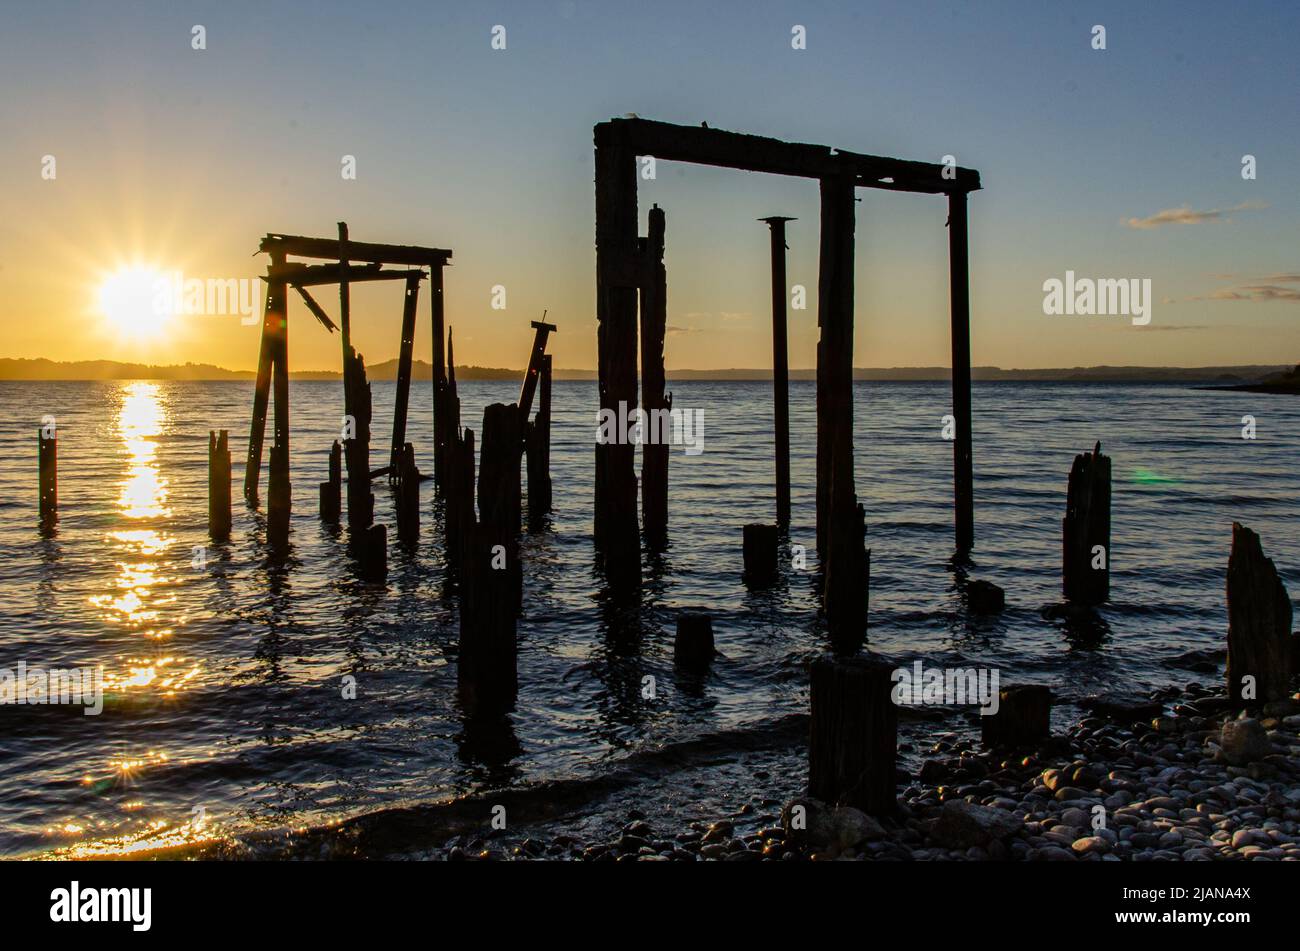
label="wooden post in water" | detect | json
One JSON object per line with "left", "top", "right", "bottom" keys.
{"left": 526, "top": 353, "right": 553, "bottom": 524}
{"left": 1226, "top": 522, "right": 1293, "bottom": 705}
{"left": 38, "top": 426, "right": 57, "bottom": 529}
{"left": 478, "top": 402, "right": 523, "bottom": 613}
{"left": 344, "top": 348, "right": 375, "bottom": 530}
{"left": 674, "top": 612, "right": 714, "bottom": 672}
{"left": 389, "top": 274, "right": 422, "bottom": 476}
{"left": 244, "top": 252, "right": 284, "bottom": 503}
{"left": 208, "top": 430, "right": 232, "bottom": 540}
{"left": 948, "top": 192, "right": 974, "bottom": 553}
{"left": 817, "top": 174, "right": 868, "bottom": 648}
{"left": 760, "top": 216, "right": 794, "bottom": 527}
{"left": 982, "top": 685, "right": 1052, "bottom": 749}
{"left": 808, "top": 658, "right": 897, "bottom": 814}
{"left": 319, "top": 440, "right": 342, "bottom": 523}
{"left": 430, "top": 261, "right": 448, "bottom": 488}
{"left": 395, "top": 442, "right": 420, "bottom": 542}
{"left": 593, "top": 127, "right": 641, "bottom": 585}
{"left": 742, "top": 522, "right": 778, "bottom": 587}
{"left": 640, "top": 204, "right": 669, "bottom": 549}
{"left": 1062, "top": 441, "right": 1110, "bottom": 605}
{"left": 458, "top": 522, "right": 519, "bottom": 715}
{"left": 518, "top": 318, "right": 557, "bottom": 422}
{"left": 266, "top": 267, "right": 291, "bottom": 548}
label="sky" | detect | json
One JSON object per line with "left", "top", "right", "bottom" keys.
{"left": 1, "top": 0, "right": 1297, "bottom": 372}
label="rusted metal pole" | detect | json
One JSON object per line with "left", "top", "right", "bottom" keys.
{"left": 948, "top": 191, "right": 974, "bottom": 552}
{"left": 390, "top": 274, "right": 422, "bottom": 475}
{"left": 760, "top": 216, "right": 794, "bottom": 527}
{"left": 640, "top": 204, "right": 669, "bottom": 549}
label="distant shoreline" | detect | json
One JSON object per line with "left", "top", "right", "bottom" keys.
{"left": 0, "top": 358, "right": 1290, "bottom": 385}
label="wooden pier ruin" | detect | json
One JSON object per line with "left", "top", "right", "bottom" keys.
{"left": 593, "top": 118, "right": 982, "bottom": 645}
{"left": 241, "top": 224, "right": 452, "bottom": 558}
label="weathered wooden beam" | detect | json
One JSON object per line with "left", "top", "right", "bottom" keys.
{"left": 598, "top": 118, "right": 980, "bottom": 194}
{"left": 266, "top": 270, "right": 290, "bottom": 549}
{"left": 292, "top": 285, "right": 337, "bottom": 333}
{"left": 208, "top": 429, "right": 232, "bottom": 540}
{"left": 640, "top": 204, "right": 669, "bottom": 550}
{"left": 261, "top": 232, "right": 451, "bottom": 266}
{"left": 1062, "top": 441, "right": 1110, "bottom": 605}
{"left": 948, "top": 191, "right": 974, "bottom": 552}
{"left": 743, "top": 523, "right": 779, "bottom": 587}
{"left": 593, "top": 135, "right": 641, "bottom": 585}
{"left": 271, "top": 262, "right": 425, "bottom": 286}
{"left": 430, "top": 264, "right": 448, "bottom": 487}
{"left": 243, "top": 260, "right": 280, "bottom": 503}
{"left": 344, "top": 347, "right": 375, "bottom": 531}
{"left": 1226, "top": 523, "right": 1293, "bottom": 706}
{"left": 517, "top": 318, "right": 557, "bottom": 422}
{"left": 760, "top": 215, "right": 793, "bottom": 527}
{"left": 389, "top": 274, "right": 422, "bottom": 475}
{"left": 818, "top": 173, "right": 867, "bottom": 648}
{"left": 319, "top": 440, "right": 341, "bottom": 523}
{"left": 526, "top": 353, "right": 553, "bottom": 524}
{"left": 458, "top": 522, "right": 518, "bottom": 716}
{"left": 38, "top": 427, "right": 57, "bottom": 530}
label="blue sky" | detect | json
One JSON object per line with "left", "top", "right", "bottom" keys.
{"left": 1, "top": 0, "right": 1296, "bottom": 370}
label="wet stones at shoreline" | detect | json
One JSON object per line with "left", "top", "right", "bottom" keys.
{"left": 430, "top": 683, "right": 1300, "bottom": 862}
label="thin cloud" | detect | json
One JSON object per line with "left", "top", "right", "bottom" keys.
{"left": 1124, "top": 201, "right": 1266, "bottom": 229}
{"left": 1191, "top": 272, "right": 1300, "bottom": 303}
{"left": 665, "top": 324, "right": 703, "bottom": 336}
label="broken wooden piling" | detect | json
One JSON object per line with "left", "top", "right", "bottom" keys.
{"left": 742, "top": 523, "right": 779, "bottom": 587}
{"left": 458, "top": 522, "right": 519, "bottom": 715}
{"left": 641, "top": 204, "right": 669, "bottom": 548}
{"left": 394, "top": 442, "right": 421, "bottom": 542}
{"left": 808, "top": 658, "right": 897, "bottom": 815}
{"left": 389, "top": 274, "right": 423, "bottom": 476}
{"left": 760, "top": 215, "right": 794, "bottom": 527}
{"left": 674, "top": 612, "right": 715, "bottom": 672}
{"left": 319, "top": 440, "right": 342, "bottom": 523}
{"left": 1226, "top": 522, "right": 1293, "bottom": 706}
{"left": 948, "top": 192, "right": 974, "bottom": 552}
{"left": 355, "top": 523, "right": 387, "bottom": 583}
{"left": 1062, "top": 441, "right": 1110, "bottom": 605}
{"left": 344, "top": 347, "right": 375, "bottom": 530}
{"left": 526, "top": 353, "right": 553, "bottom": 523}
{"left": 982, "top": 685, "right": 1052, "bottom": 749}
{"left": 208, "top": 430, "right": 232, "bottom": 540}
{"left": 38, "top": 427, "right": 56, "bottom": 529}
{"left": 478, "top": 402, "right": 523, "bottom": 613}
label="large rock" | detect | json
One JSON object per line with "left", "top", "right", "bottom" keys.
{"left": 1216, "top": 718, "right": 1272, "bottom": 765}
{"left": 782, "top": 797, "right": 886, "bottom": 849}
{"left": 930, "top": 800, "right": 1021, "bottom": 849}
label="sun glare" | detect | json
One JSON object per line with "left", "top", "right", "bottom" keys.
{"left": 97, "top": 266, "right": 171, "bottom": 339}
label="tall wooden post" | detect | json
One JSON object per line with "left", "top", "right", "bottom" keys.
{"left": 478, "top": 402, "right": 523, "bottom": 615}
{"left": 344, "top": 349, "right": 375, "bottom": 530}
{"left": 266, "top": 266, "right": 290, "bottom": 548}
{"left": 319, "top": 439, "right": 341, "bottom": 523}
{"left": 1226, "top": 522, "right": 1293, "bottom": 705}
{"left": 390, "top": 274, "right": 422, "bottom": 474}
{"left": 1063, "top": 441, "right": 1110, "bottom": 605}
{"left": 38, "top": 427, "right": 57, "bottom": 529}
{"left": 593, "top": 127, "right": 641, "bottom": 585}
{"left": 948, "top": 191, "right": 974, "bottom": 552}
{"left": 243, "top": 254, "right": 282, "bottom": 503}
{"left": 817, "top": 174, "right": 866, "bottom": 648}
{"left": 430, "top": 263, "right": 448, "bottom": 488}
{"left": 208, "top": 429, "right": 232, "bottom": 540}
{"left": 640, "top": 204, "right": 669, "bottom": 549}
{"left": 760, "top": 216, "right": 794, "bottom": 527}
{"left": 526, "top": 353, "right": 553, "bottom": 522}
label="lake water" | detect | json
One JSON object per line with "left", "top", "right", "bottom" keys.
{"left": 0, "top": 378, "right": 1295, "bottom": 857}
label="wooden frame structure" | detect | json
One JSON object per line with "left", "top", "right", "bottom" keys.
{"left": 593, "top": 118, "right": 981, "bottom": 638}
{"left": 243, "top": 224, "right": 452, "bottom": 547}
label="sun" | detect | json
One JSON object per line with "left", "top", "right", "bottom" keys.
{"left": 97, "top": 266, "right": 172, "bottom": 339}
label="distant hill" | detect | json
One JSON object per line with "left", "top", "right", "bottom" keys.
{"left": 1211, "top": 363, "right": 1300, "bottom": 394}
{"left": 0, "top": 357, "right": 1291, "bottom": 384}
